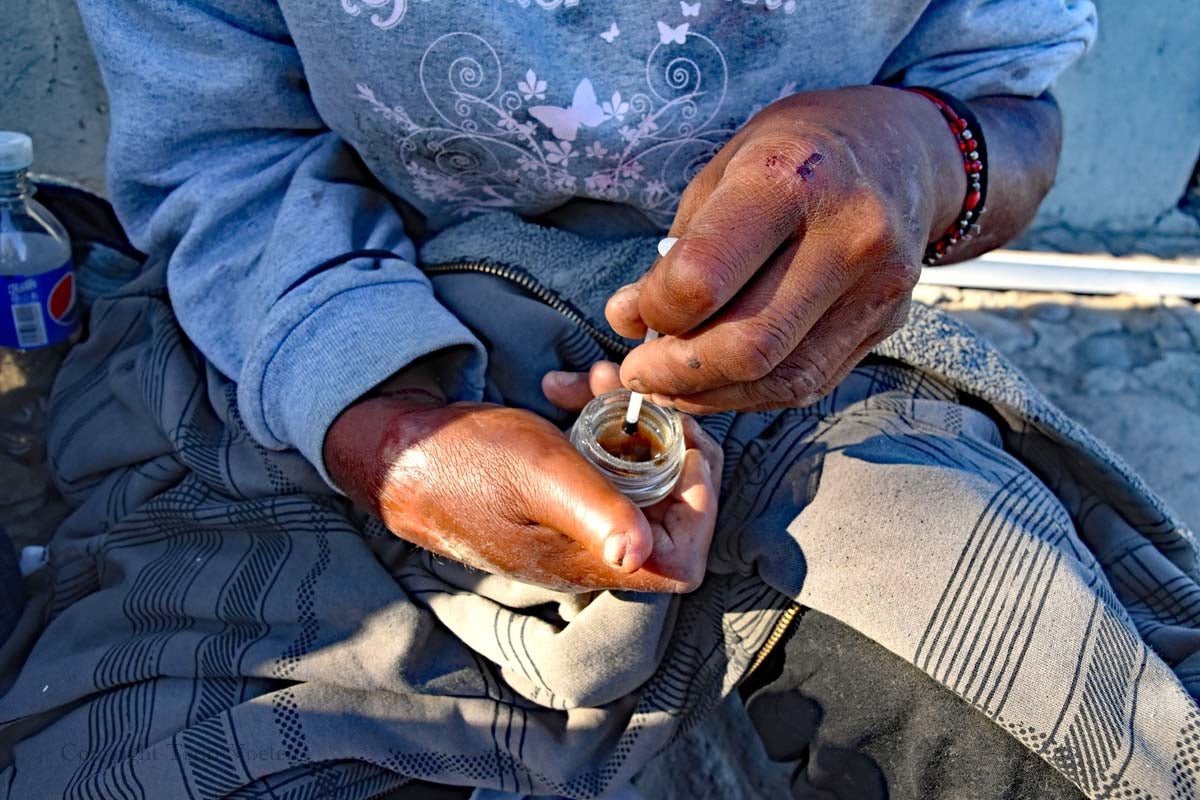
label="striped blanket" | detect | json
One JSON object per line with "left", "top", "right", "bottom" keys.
{"left": 0, "top": 216, "right": 1198, "bottom": 798}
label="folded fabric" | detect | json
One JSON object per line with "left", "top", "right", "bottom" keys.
{"left": 0, "top": 213, "right": 1196, "bottom": 799}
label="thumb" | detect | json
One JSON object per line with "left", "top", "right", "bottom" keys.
{"left": 519, "top": 447, "right": 654, "bottom": 573}
{"left": 605, "top": 281, "right": 647, "bottom": 339}
{"left": 604, "top": 236, "right": 680, "bottom": 339}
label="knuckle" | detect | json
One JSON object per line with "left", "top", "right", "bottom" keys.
{"left": 727, "top": 317, "right": 794, "bottom": 381}
{"left": 738, "top": 136, "right": 826, "bottom": 191}
{"left": 846, "top": 191, "right": 902, "bottom": 254}
{"left": 677, "top": 176, "right": 711, "bottom": 216}
{"left": 752, "top": 312, "right": 800, "bottom": 364}
{"left": 662, "top": 236, "right": 743, "bottom": 315}
{"left": 875, "top": 258, "right": 920, "bottom": 303}
{"left": 672, "top": 563, "right": 706, "bottom": 593}
{"left": 788, "top": 349, "right": 837, "bottom": 391}
{"left": 814, "top": 248, "right": 855, "bottom": 295}
{"left": 739, "top": 135, "right": 807, "bottom": 167}
{"left": 881, "top": 299, "right": 912, "bottom": 335}
{"left": 756, "top": 364, "right": 819, "bottom": 408}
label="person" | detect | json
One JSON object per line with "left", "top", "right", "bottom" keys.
{"left": 2, "top": 1, "right": 1199, "bottom": 798}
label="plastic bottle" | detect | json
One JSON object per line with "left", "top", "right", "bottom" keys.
{"left": 0, "top": 131, "right": 77, "bottom": 354}
{"left": 0, "top": 131, "right": 77, "bottom": 472}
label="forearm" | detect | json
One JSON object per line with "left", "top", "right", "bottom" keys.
{"left": 938, "top": 94, "right": 1063, "bottom": 263}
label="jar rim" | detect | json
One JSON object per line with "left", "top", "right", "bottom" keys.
{"left": 573, "top": 389, "right": 683, "bottom": 476}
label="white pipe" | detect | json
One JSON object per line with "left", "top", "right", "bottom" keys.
{"left": 918, "top": 250, "right": 1200, "bottom": 298}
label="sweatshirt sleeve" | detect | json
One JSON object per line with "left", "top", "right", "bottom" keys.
{"left": 77, "top": 0, "right": 486, "bottom": 483}
{"left": 878, "top": 0, "right": 1097, "bottom": 99}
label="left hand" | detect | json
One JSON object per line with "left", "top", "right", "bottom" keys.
{"left": 606, "top": 86, "right": 966, "bottom": 413}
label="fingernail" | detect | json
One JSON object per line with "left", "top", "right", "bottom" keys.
{"left": 604, "top": 533, "right": 630, "bottom": 568}
{"left": 614, "top": 283, "right": 639, "bottom": 298}
{"left": 545, "top": 370, "right": 573, "bottom": 386}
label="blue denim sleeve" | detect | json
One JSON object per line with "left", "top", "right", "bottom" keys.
{"left": 878, "top": 0, "right": 1097, "bottom": 98}
{"left": 75, "top": 0, "right": 486, "bottom": 484}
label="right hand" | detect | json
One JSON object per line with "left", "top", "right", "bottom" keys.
{"left": 323, "top": 381, "right": 720, "bottom": 593}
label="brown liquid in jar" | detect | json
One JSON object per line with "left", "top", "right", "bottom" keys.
{"left": 596, "top": 423, "right": 666, "bottom": 463}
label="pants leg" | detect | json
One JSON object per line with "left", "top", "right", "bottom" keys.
{"left": 740, "top": 609, "right": 1085, "bottom": 800}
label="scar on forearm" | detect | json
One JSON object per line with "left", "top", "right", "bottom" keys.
{"left": 796, "top": 152, "right": 824, "bottom": 181}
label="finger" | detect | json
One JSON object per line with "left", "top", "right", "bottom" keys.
{"left": 541, "top": 361, "right": 625, "bottom": 412}
{"left": 638, "top": 142, "right": 822, "bottom": 336}
{"left": 679, "top": 413, "right": 723, "bottom": 487}
{"left": 596, "top": 432, "right": 719, "bottom": 593}
{"left": 607, "top": 147, "right": 735, "bottom": 339}
{"left": 520, "top": 442, "right": 655, "bottom": 573}
{"left": 587, "top": 360, "right": 623, "bottom": 397}
{"left": 638, "top": 416, "right": 719, "bottom": 526}
{"left": 656, "top": 450, "right": 718, "bottom": 590}
{"left": 667, "top": 143, "right": 731, "bottom": 238}
{"left": 606, "top": 282, "right": 648, "bottom": 340}
{"left": 621, "top": 235, "right": 852, "bottom": 397}
{"left": 670, "top": 448, "right": 717, "bottom": 520}
{"left": 542, "top": 370, "right": 596, "bottom": 412}
{"left": 656, "top": 288, "right": 906, "bottom": 414}
{"left": 505, "top": 521, "right": 682, "bottom": 594}
{"left": 810, "top": 300, "right": 910, "bottom": 398}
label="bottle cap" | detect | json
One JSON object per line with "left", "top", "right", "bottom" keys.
{"left": 0, "top": 132, "right": 34, "bottom": 171}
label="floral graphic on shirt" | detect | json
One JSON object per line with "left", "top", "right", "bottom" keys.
{"left": 528, "top": 79, "right": 608, "bottom": 142}
{"left": 340, "top": 0, "right": 581, "bottom": 30}
{"left": 724, "top": 0, "right": 797, "bottom": 12}
{"left": 339, "top": 0, "right": 429, "bottom": 30}
{"left": 356, "top": 24, "right": 771, "bottom": 225}
{"left": 505, "top": 0, "right": 581, "bottom": 8}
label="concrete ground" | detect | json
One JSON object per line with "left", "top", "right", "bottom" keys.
{"left": 2, "top": 286, "right": 1198, "bottom": 798}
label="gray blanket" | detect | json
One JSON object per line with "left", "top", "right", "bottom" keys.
{"left": 0, "top": 214, "right": 1198, "bottom": 799}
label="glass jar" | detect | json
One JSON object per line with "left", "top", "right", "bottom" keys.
{"left": 569, "top": 389, "right": 685, "bottom": 507}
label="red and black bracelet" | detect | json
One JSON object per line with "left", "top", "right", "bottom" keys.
{"left": 903, "top": 87, "right": 988, "bottom": 266}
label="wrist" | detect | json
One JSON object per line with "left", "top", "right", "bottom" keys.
{"left": 323, "top": 395, "right": 447, "bottom": 510}
{"left": 897, "top": 87, "right": 971, "bottom": 243}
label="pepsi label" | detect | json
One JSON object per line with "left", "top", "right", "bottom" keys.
{"left": 1, "top": 260, "right": 78, "bottom": 349}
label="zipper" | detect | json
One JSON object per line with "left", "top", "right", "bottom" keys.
{"left": 746, "top": 602, "right": 802, "bottom": 678}
{"left": 421, "top": 260, "right": 633, "bottom": 358}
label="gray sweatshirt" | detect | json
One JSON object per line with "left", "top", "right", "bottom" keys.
{"left": 77, "top": 0, "right": 1095, "bottom": 479}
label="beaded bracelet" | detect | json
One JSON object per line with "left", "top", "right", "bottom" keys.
{"left": 903, "top": 87, "right": 988, "bottom": 266}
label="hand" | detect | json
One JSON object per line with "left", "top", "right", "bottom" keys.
{"left": 323, "top": 366, "right": 720, "bottom": 593}
{"left": 606, "top": 86, "right": 966, "bottom": 413}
